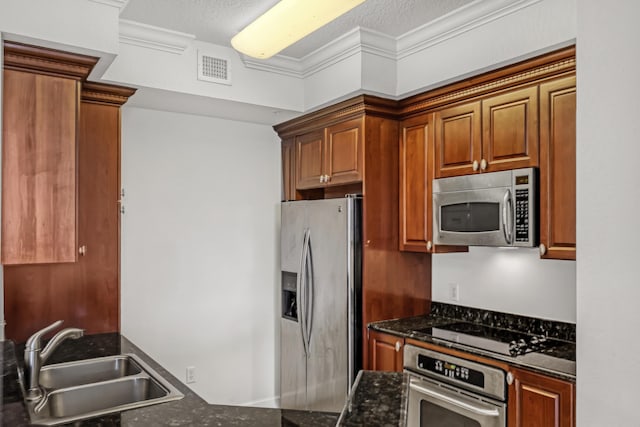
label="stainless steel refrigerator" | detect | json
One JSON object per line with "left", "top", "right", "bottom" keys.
{"left": 280, "top": 195, "right": 362, "bottom": 413}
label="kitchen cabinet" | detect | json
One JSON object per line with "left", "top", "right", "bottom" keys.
{"left": 281, "top": 137, "right": 296, "bottom": 201}
{"left": 539, "top": 76, "right": 576, "bottom": 260}
{"left": 508, "top": 367, "right": 575, "bottom": 427}
{"left": 295, "top": 117, "right": 363, "bottom": 190}
{"left": 1, "top": 42, "right": 97, "bottom": 265}
{"left": 4, "top": 72, "right": 136, "bottom": 340}
{"left": 399, "top": 113, "right": 468, "bottom": 254}
{"left": 368, "top": 330, "right": 404, "bottom": 372}
{"left": 434, "top": 86, "right": 538, "bottom": 178}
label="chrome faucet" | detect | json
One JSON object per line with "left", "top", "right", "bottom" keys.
{"left": 23, "top": 320, "right": 84, "bottom": 401}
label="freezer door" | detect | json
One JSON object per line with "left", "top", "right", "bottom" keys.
{"left": 280, "top": 202, "right": 307, "bottom": 410}
{"left": 305, "top": 198, "right": 352, "bottom": 412}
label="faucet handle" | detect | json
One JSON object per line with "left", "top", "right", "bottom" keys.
{"left": 25, "top": 320, "right": 63, "bottom": 351}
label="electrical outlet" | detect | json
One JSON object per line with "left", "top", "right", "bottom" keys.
{"left": 449, "top": 283, "right": 459, "bottom": 302}
{"left": 186, "top": 366, "right": 196, "bottom": 384}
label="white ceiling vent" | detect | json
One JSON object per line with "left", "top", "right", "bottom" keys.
{"left": 197, "top": 50, "right": 231, "bottom": 85}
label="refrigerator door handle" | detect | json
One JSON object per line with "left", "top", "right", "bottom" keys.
{"left": 305, "top": 231, "right": 314, "bottom": 353}
{"left": 298, "top": 228, "right": 311, "bottom": 357}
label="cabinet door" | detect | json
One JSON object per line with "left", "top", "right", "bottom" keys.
{"left": 482, "top": 86, "right": 539, "bottom": 172}
{"left": 4, "top": 99, "right": 122, "bottom": 342}
{"left": 295, "top": 130, "right": 325, "bottom": 189}
{"left": 368, "top": 330, "right": 404, "bottom": 372}
{"left": 399, "top": 115, "right": 430, "bottom": 252}
{"left": 509, "top": 367, "right": 575, "bottom": 427}
{"left": 2, "top": 69, "right": 78, "bottom": 264}
{"left": 434, "top": 101, "right": 482, "bottom": 177}
{"left": 539, "top": 77, "right": 576, "bottom": 260}
{"left": 281, "top": 138, "right": 296, "bottom": 201}
{"left": 325, "top": 117, "right": 363, "bottom": 186}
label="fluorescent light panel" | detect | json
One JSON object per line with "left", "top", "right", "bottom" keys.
{"left": 231, "top": 0, "right": 366, "bottom": 59}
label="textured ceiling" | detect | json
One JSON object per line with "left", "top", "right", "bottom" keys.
{"left": 120, "top": 0, "right": 474, "bottom": 58}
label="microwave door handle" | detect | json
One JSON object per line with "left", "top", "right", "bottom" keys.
{"left": 503, "top": 190, "right": 513, "bottom": 244}
{"left": 409, "top": 380, "right": 501, "bottom": 417}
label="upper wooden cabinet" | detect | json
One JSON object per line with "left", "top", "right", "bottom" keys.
{"left": 482, "top": 86, "right": 539, "bottom": 172}
{"left": 399, "top": 113, "right": 467, "bottom": 254}
{"left": 508, "top": 366, "right": 575, "bottom": 427}
{"left": 434, "top": 86, "right": 538, "bottom": 178}
{"left": 539, "top": 76, "right": 576, "bottom": 260}
{"left": 1, "top": 42, "right": 97, "bottom": 265}
{"left": 295, "top": 117, "right": 363, "bottom": 190}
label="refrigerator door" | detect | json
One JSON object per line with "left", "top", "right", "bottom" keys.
{"left": 305, "top": 198, "right": 352, "bottom": 412}
{"left": 280, "top": 202, "right": 307, "bottom": 410}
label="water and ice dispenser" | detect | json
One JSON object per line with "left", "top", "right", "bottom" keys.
{"left": 281, "top": 271, "right": 297, "bottom": 321}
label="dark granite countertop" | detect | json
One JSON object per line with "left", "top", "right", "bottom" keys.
{"left": 2, "top": 333, "right": 338, "bottom": 426}
{"left": 337, "top": 371, "right": 406, "bottom": 427}
{"left": 369, "top": 302, "right": 576, "bottom": 382}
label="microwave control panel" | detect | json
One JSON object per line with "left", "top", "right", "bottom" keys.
{"left": 514, "top": 188, "right": 530, "bottom": 242}
{"left": 417, "top": 354, "right": 485, "bottom": 388}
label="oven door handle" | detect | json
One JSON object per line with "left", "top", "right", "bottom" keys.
{"left": 502, "top": 189, "right": 513, "bottom": 245}
{"left": 409, "top": 380, "right": 501, "bottom": 417}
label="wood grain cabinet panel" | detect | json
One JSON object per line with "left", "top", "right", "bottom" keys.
{"left": 368, "top": 330, "right": 404, "bottom": 372}
{"left": 324, "top": 118, "right": 363, "bottom": 186}
{"left": 1, "top": 69, "right": 79, "bottom": 265}
{"left": 434, "top": 101, "right": 482, "bottom": 177}
{"left": 399, "top": 114, "right": 468, "bottom": 254}
{"left": 295, "top": 130, "right": 325, "bottom": 189}
{"left": 509, "top": 367, "right": 575, "bottom": 427}
{"left": 539, "top": 76, "right": 576, "bottom": 260}
{"left": 482, "top": 86, "right": 539, "bottom": 172}
{"left": 281, "top": 138, "right": 296, "bottom": 201}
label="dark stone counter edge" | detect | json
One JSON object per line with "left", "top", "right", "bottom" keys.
{"left": 2, "top": 334, "right": 339, "bottom": 427}
{"left": 370, "top": 319, "right": 576, "bottom": 383}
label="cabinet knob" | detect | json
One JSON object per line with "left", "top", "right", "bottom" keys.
{"left": 319, "top": 176, "right": 324, "bottom": 183}
{"left": 540, "top": 243, "right": 547, "bottom": 256}
{"left": 480, "top": 159, "right": 488, "bottom": 171}
{"left": 395, "top": 341, "right": 401, "bottom": 352}
{"left": 426, "top": 241, "right": 432, "bottom": 251}
{"left": 78, "top": 245, "right": 87, "bottom": 256}
{"left": 506, "top": 372, "right": 514, "bottom": 385}
{"left": 325, "top": 174, "right": 331, "bottom": 183}
{"left": 472, "top": 160, "right": 479, "bottom": 171}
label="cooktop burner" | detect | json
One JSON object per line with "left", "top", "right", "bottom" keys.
{"left": 414, "top": 322, "right": 557, "bottom": 357}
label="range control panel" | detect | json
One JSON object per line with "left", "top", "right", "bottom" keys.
{"left": 417, "top": 354, "right": 485, "bottom": 388}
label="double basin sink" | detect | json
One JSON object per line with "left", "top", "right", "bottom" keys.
{"left": 23, "top": 354, "right": 184, "bottom": 425}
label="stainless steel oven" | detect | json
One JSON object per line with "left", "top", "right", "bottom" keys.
{"left": 404, "top": 345, "right": 507, "bottom": 427}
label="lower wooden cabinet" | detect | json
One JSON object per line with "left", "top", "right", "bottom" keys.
{"left": 508, "top": 367, "right": 575, "bottom": 427}
{"left": 368, "top": 330, "right": 404, "bottom": 372}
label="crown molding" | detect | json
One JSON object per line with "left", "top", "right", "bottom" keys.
{"left": 119, "top": 19, "right": 195, "bottom": 54}
{"left": 89, "top": 0, "right": 129, "bottom": 9}
{"left": 241, "top": 27, "right": 396, "bottom": 79}
{"left": 3, "top": 41, "right": 98, "bottom": 80}
{"left": 397, "top": 0, "right": 543, "bottom": 58}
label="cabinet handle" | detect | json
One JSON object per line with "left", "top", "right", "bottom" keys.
{"left": 78, "top": 245, "right": 87, "bottom": 256}
{"left": 506, "top": 372, "right": 514, "bottom": 385}
{"left": 426, "top": 241, "right": 432, "bottom": 251}
{"left": 325, "top": 174, "right": 331, "bottom": 183}
{"left": 540, "top": 244, "right": 547, "bottom": 256}
{"left": 395, "top": 341, "right": 401, "bottom": 352}
{"left": 319, "top": 175, "right": 324, "bottom": 183}
{"left": 480, "top": 159, "right": 488, "bottom": 171}
{"left": 472, "top": 160, "right": 479, "bottom": 171}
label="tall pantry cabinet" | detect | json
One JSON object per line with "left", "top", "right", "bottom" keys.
{"left": 2, "top": 42, "right": 136, "bottom": 342}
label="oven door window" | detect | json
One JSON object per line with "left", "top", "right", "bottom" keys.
{"left": 421, "top": 400, "right": 481, "bottom": 426}
{"left": 407, "top": 377, "right": 505, "bottom": 427}
{"left": 440, "top": 202, "right": 500, "bottom": 233}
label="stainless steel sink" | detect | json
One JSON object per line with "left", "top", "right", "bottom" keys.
{"left": 23, "top": 354, "right": 184, "bottom": 426}
{"left": 39, "top": 355, "right": 143, "bottom": 390}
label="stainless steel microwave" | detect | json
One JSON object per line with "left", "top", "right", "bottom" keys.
{"left": 433, "top": 168, "right": 537, "bottom": 247}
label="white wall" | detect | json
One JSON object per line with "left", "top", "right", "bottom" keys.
{"left": 120, "top": 107, "right": 281, "bottom": 407}
{"left": 433, "top": 248, "right": 576, "bottom": 322}
{"left": 576, "top": 1, "right": 640, "bottom": 425}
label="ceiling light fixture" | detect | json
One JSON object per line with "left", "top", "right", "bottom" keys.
{"left": 231, "top": 0, "right": 366, "bottom": 60}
